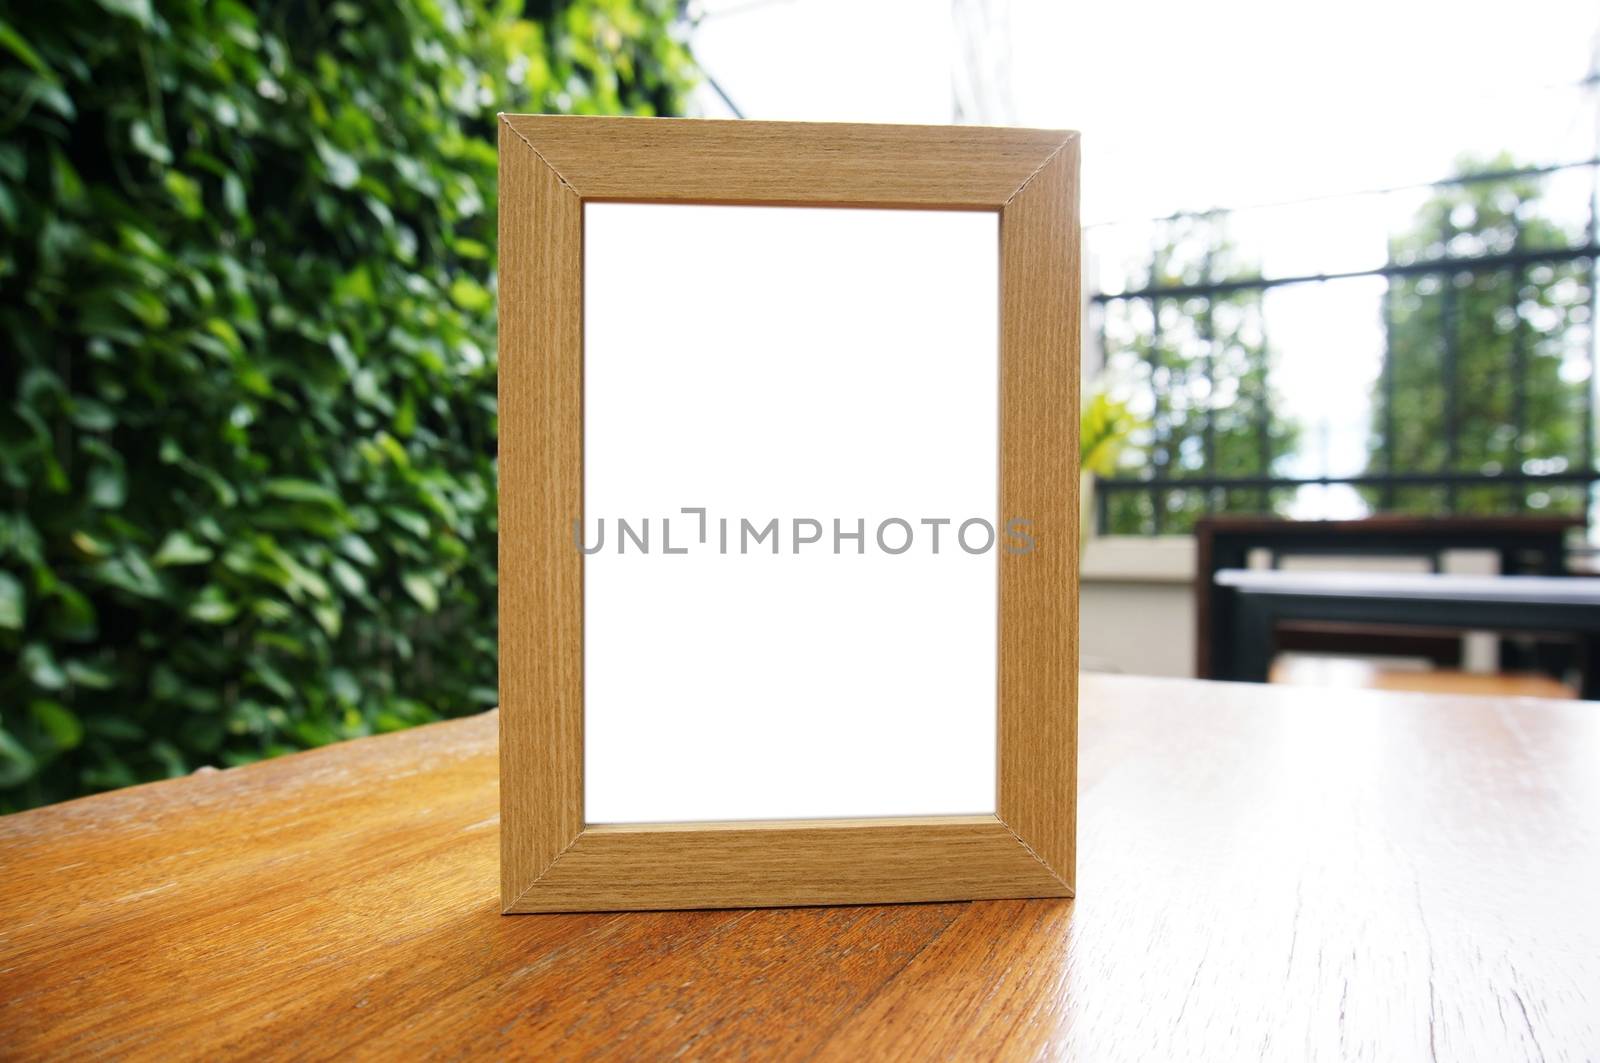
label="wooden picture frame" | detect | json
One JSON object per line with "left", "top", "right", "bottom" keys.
{"left": 498, "top": 115, "right": 1080, "bottom": 912}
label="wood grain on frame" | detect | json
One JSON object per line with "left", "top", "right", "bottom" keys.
{"left": 498, "top": 115, "right": 1080, "bottom": 912}
{"left": 997, "top": 137, "right": 1080, "bottom": 882}
{"left": 516, "top": 817, "right": 1066, "bottom": 913}
{"left": 501, "top": 114, "right": 1072, "bottom": 209}
{"left": 497, "top": 120, "right": 585, "bottom": 902}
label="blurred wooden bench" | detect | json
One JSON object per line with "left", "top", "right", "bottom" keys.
{"left": 1195, "top": 515, "right": 1583, "bottom": 680}
{"left": 1213, "top": 569, "right": 1600, "bottom": 697}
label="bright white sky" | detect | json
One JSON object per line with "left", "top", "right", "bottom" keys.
{"left": 684, "top": 0, "right": 1599, "bottom": 522}
{"left": 686, "top": 0, "right": 1598, "bottom": 222}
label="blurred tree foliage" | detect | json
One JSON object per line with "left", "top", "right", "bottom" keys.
{"left": 1101, "top": 218, "right": 1299, "bottom": 534}
{"left": 1364, "top": 154, "right": 1593, "bottom": 516}
{"left": 0, "top": 0, "right": 697, "bottom": 810}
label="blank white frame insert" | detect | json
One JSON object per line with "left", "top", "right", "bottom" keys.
{"left": 582, "top": 202, "right": 999, "bottom": 824}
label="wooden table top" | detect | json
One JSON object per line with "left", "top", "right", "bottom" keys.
{"left": 4, "top": 675, "right": 1597, "bottom": 1060}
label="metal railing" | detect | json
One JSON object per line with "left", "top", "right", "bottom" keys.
{"left": 1088, "top": 159, "right": 1600, "bottom": 535}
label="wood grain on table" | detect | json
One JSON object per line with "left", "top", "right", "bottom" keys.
{"left": 2, "top": 675, "right": 1597, "bottom": 1060}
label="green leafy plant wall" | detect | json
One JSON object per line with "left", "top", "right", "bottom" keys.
{"left": 0, "top": 0, "right": 697, "bottom": 810}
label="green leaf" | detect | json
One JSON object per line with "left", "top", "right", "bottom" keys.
{"left": 401, "top": 571, "right": 439, "bottom": 613}
{"left": 48, "top": 152, "right": 82, "bottom": 206}
{"left": 449, "top": 275, "right": 492, "bottom": 312}
{"left": 87, "top": 464, "right": 128, "bottom": 508}
{"left": 21, "top": 643, "right": 67, "bottom": 690}
{"left": 154, "top": 531, "right": 215, "bottom": 567}
{"left": 0, "top": 19, "right": 58, "bottom": 82}
{"left": 330, "top": 557, "right": 367, "bottom": 596}
{"left": 389, "top": 509, "right": 430, "bottom": 538}
{"left": 65, "top": 659, "right": 116, "bottom": 690}
{"left": 206, "top": 318, "right": 244, "bottom": 356}
{"left": 188, "top": 586, "right": 239, "bottom": 624}
{"left": 81, "top": 761, "right": 139, "bottom": 791}
{"left": 333, "top": 266, "right": 375, "bottom": 305}
{"left": 250, "top": 659, "right": 295, "bottom": 701}
{"left": 338, "top": 535, "right": 379, "bottom": 567}
{"left": 314, "top": 140, "right": 360, "bottom": 189}
{"left": 94, "top": 552, "right": 164, "bottom": 598}
{"left": 164, "top": 171, "right": 204, "bottom": 219}
{"left": 0, "top": 143, "right": 23, "bottom": 181}
{"left": 71, "top": 531, "right": 110, "bottom": 559}
{"left": 263, "top": 478, "right": 344, "bottom": 508}
{"left": 94, "top": 0, "right": 153, "bottom": 27}
{"left": 69, "top": 398, "right": 117, "bottom": 431}
{"left": 30, "top": 700, "right": 84, "bottom": 750}
{"left": 128, "top": 119, "right": 172, "bottom": 165}
{"left": 112, "top": 286, "right": 169, "bottom": 328}
{"left": 48, "top": 584, "right": 97, "bottom": 642}
{"left": 0, "top": 728, "right": 37, "bottom": 788}
{"left": 0, "top": 570, "right": 22, "bottom": 630}
{"left": 313, "top": 602, "right": 342, "bottom": 636}
{"left": 84, "top": 716, "right": 143, "bottom": 741}
{"left": 1080, "top": 393, "right": 1144, "bottom": 477}
{"left": 151, "top": 740, "right": 187, "bottom": 778}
